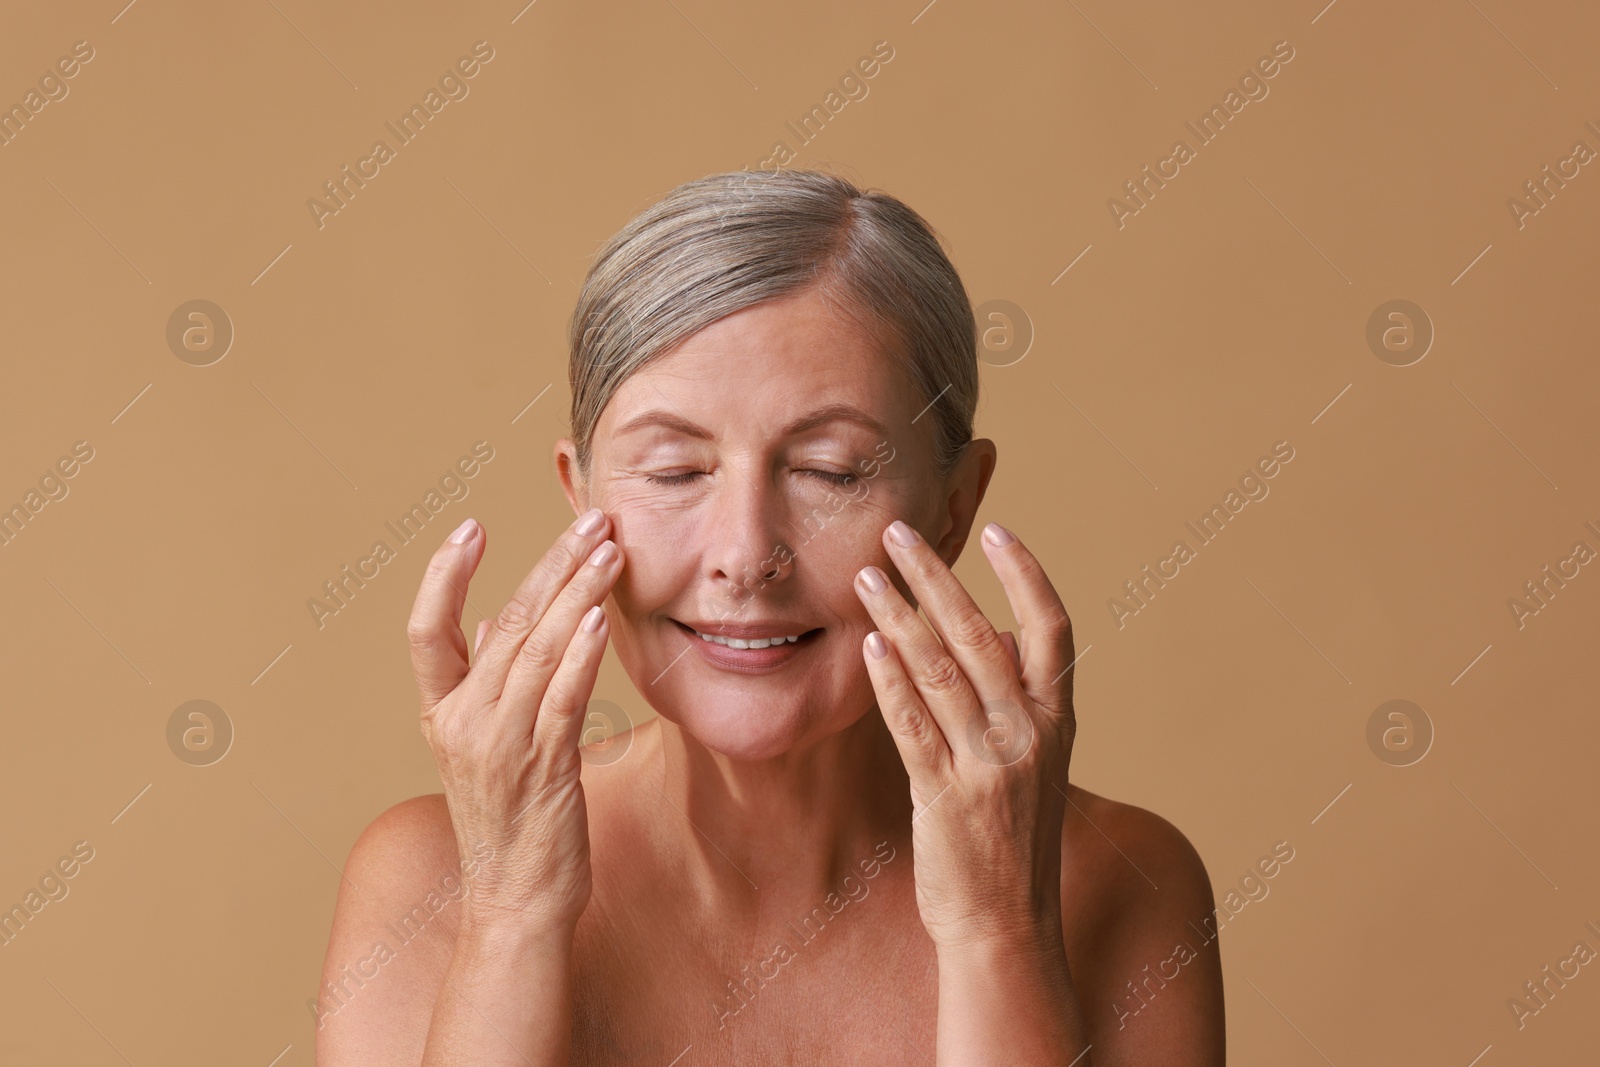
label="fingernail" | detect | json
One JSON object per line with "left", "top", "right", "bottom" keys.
{"left": 865, "top": 632, "right": 888, "bottom": 660}
{"left": 887, "top": 520, "right": 917, "bottom": 548}
{"left": 589, "top": 540, "right": 618, "bottom": 567}
{"left": 576, "top": 508, "right": 605, "bottom": 536}
{"left": 582, "top": 605, "right": 606, "bottom": 633}
{"left": 857, "top": 565, "right": 887, "bottom": 594}
{"left": 449, "top": 518, "right": 478, "bottom": 544}
{"left": 982, "top": 522, "right": 1015, "bottom": 547}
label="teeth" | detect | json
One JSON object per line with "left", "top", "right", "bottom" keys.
{"left": 696, "top": 631, "right": 804, "bottom": 648}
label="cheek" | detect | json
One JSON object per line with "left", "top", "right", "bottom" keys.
{"left": 602, "top": 504, "right": 693, "bottom": 613}
{"left": 799, "top": 479, "right": 930, "bottom": 580}
{"left": 795, "top": 494, "right": 888, "bottom": 553}
{"left": 786, "top": 495, "right": 910, "bottom": 618}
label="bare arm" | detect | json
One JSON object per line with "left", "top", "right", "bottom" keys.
{"left": 850, "top": 519, "right": 1224, "bottom": 1064}
{"left": 313, "top": 796, "right": 580, "bottom": 1066}
{"left": 1070, "top": 802, "right": 1227, "bottom": 1067}
{"left": 935, "top": 921, "right": 1090, "bottom": 1062}
{"left": 420, "top": 921, "right": 576, "bottom": 1066}
{"left": 318, "top": 507, "right": 624, "bottom": 1065}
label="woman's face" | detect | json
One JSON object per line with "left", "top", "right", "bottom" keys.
{"left": 557, "top": 287, "right": 971, "bottom": 760}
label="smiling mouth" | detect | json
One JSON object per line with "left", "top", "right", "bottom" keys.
{"left": 669, "top": 619, "right": 824, "bottom": 650}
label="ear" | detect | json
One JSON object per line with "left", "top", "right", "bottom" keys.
{"left": 553, "top": 438, "right": 589, "bottom": 516}
{"left": 930, "top": 438, "right": 997, "bottom": 567}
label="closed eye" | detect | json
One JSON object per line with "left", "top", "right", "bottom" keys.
{"left": 644, "top": 471, "right": 704, "bottom": 486}
{"left": 643, "top": 470, "right": 859, "bottom": 487}
{"left": 807, "top": 469, "right": 858, "bottom": 487}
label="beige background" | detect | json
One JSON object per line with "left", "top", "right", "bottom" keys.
{"left": 2, "top": 0, "right": 1597, "bottom": 1062}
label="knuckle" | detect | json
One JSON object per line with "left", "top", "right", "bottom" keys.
{"left": 917, "top": 651, "right": 968, "bottom": 698}
{"left": 907, "top": 551, "right": 943, "bottom": 582}
{"left": 406, "top": 620, "right": 457, "bottom": 662}
{"left": 515, "top": 627, "right": 564, "bottom": 678}
{"left": 1035, "top": 608, "right": 1074, "bottom": 646}
{"left": 540, "top": 679, "right": 576, "bottom": 720}
{"left": 897, "top": 704, "right": 940, "bottom": 751}
{"left": 497, "top": 595, "right": 537, "bottom": 631}
{"left": 944, "top": 607, "right": 997, "bottom": 651}
{"left": 406, "top": 620, "right": 445, "bottom": 656}
{"left": 555, "top": 529, "right": 589, "bottom": 563}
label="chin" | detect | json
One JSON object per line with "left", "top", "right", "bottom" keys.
{"left": 669, "top": 701, "right": 819, "bottom": 761}
{"left": 621, "top": 616, "right": 875, "bottom": 760}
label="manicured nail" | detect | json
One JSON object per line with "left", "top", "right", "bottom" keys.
{"left": 982, "top": 522, "right": 1015, "bottom": 547}
{"left": 449, "top": 518, "right": 478, "bottom": 544}
{"left": 865, "top": 632, "right": 888, "bottom": 660}
{"left": 589, "top": 540, "right": 618, "bottom": 567}
{"left": 857, "top": 565, "right": 887, "bottom": 594}
{"left": 582, "top": 605, "right": 606, "bottom": 633}
{"left": 887, "top": 520, "right": 918, "bottom": 547}
{"left": 576, "top": 508, "right": 605, "bottom": 536}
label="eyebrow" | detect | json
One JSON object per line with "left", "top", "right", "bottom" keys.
{"left": 611, "top": 402, "right": 892, "bottom": 442}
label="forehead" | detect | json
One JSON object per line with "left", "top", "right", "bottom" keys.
{"left": 595, "top": 288, "right": 922, "bottom": 444}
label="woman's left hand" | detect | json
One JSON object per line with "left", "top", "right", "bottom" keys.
{"left": 853, "top": 518, "right": 1078, "bottom": 953}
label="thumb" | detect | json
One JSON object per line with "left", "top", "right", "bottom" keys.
{"left": 407, "top": 520, "right": 484, "bottom": 714}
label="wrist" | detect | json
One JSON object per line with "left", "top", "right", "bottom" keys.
{"left": 934, "top": 915, "right": 1084, "bottom": 1063}
{"left": 935, "top": 895, "right": 1063, "bottom": 948}
{"left": 935, "top": 913, "right": 1066, "bottom": 975}
{"left": 457, "top": 912, "right": 576, "bottom": 964}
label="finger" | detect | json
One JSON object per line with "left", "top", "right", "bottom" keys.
{"left": 407, "top": 517, "right": 486, "bottom": 715}
{"left": 498, "top": 538, "right": 624, "bottom": 741}
{"left": 473, "top": 508, "right": 611, "bottom": 698}
{"left": 532, "top": 603, "right": 611, "bottom": 762}
{"left": 880, "top": 520, "right": 1018, "bottom": 698}
{"left": 998, "top": 630, "right": 1021, "bottom": 675}
{"left": 473, "top": 618, "right": 490, "bottom": 658}
{"left": 853, "top": 562, "right": 979, "bottom": 744}
{"left": 978, "top": 523, "right": 1076, "bottom": 715}
{"left": 862, "top": 631, "right": 951, "bottom": 788}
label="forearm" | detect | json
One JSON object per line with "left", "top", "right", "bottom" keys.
{"left": 936, "top": 922, "right": 1091, "bottom": 1066}
{"left": 421, "top": 921, "right": 575, "bottom": 1067}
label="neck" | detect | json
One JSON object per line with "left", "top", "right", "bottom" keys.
{"left": 650, "top": 705, "right": 912, "bottom": 921}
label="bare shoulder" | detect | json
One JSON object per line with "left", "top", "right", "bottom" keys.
{"left": 350, "top": 792, "right": 458, "bottom": 879}
{"left": 315, "top": 793, "right": 466, "bottom": 1065}
{"left": 1062, "top": 784, "right": 1211, "bottom": 905}
{"left": 1060, "top": 784, "right": 1225, "bottom": 1066}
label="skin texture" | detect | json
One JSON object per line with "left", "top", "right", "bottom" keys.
{"left": 316, "top": 286, "right": 1226, "bottom": 1065}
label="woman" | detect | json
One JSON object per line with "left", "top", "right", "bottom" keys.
{"left": 317, "top": 170, "right": 1226, "bottom": 1065}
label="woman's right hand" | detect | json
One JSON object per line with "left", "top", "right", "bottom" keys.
{"left": 405, "top": 507, "right": 622, "bottom": 940}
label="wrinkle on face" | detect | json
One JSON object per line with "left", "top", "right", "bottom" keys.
{"left": 568, "top": 286, "right": 945, "bottom": 758}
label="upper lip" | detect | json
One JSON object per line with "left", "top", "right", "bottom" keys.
{"left": 673, "top": 619, "right": 819, "bottom": 638}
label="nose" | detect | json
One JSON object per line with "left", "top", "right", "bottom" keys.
{"left": 702, "top": 464, "right": 794, "bottom": 604}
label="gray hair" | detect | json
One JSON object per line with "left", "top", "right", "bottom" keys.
{"left": 566, "top": 169, "right": 978, "bottom": 482}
